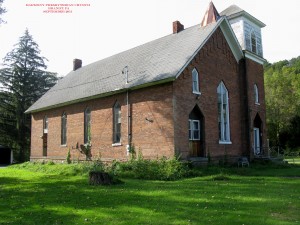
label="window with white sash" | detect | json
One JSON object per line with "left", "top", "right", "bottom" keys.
{"left": 189, "top": 119, "right": 200, "bottom": 140}
{"left": 217, "top": 82, "right": 231, "bottom": 143}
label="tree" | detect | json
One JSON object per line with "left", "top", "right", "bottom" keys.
{"left": 279, "top": 115, "right": 300, "bottom": 151}
{"left": 0, "top": 29, "right": 58, "bottom": 162}
{"left": 264, "top": 56, "right": 300, "bottom": 149}
{"left": 0, "top": 0, "right": 6, "bottom": 24}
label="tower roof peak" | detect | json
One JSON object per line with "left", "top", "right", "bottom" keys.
{"left": 201, "top": 1, "right": 220, "bottom": 27}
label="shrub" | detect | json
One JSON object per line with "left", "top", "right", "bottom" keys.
{"left": 66, "top": 149, "right": 71, "bottom": 164}
{"left": 114, "top": 155, "right": 191, "bottom": 181}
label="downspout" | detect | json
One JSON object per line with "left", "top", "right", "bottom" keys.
{"left": 126, "top": 89, "right": 131, "bottom": 155}
{"left": 123, "top": 66, "right": 131, "bottom": 155}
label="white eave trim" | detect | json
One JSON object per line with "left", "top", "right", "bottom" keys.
{"left": 175, "top": 17, "right": 243, "bottom": 79}
{"left": 227, "top": 11, "right": 266, "bottom": 28}
{"left": 220, "top": 18, "right": 244, "bottom": 62}
{"left": 244, "top": 50, "right": 266, "bottom": 65}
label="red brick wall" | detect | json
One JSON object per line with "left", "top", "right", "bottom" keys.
{"left": 244, "top": 58, "right": 267, "bottom": 158}
{"left": 30, "top": 28, "right": 267, "bottom": 163}
{"left": 30, "top": 83, "right": 175, "bottom": 162}
{"left": 173, "top": 28, "right": 245, "bottom": 161}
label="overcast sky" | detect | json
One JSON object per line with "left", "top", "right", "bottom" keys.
{"left": 0, "top": 0, "right": 300, "bottom": 76}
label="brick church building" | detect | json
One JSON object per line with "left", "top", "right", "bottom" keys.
{"left": 26, "top": 2, "right": 267, "bottom": 163}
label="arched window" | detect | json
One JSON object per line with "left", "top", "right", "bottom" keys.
{"left": 61, "top": 112, "right": 67, "bottom": 145}
{"left": 254, "top": 84, "right": 259, "bottom": 104}
{"left": 251, "top": 31, "right": 257, "bottom": 54}
{"left": 113, "top": 102, "right": 121, "bottom": 143}
{"left": 192, "top": 68, "right": 200, "bottom": 94}
{"left": 84, "top": 108, "right": 91, "bottom": 144}
{"left": 217, "top": 82, "right": 231, "bottom": 143}
{"left": 43, "top": 116, "right": 48, "bottom": 133}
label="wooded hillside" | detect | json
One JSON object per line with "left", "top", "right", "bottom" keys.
{"left": 264, "top": 56, "right": 300, "bottom": 152}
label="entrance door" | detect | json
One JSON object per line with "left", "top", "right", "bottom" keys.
{"left": 188, "top": 105, "right": 205, "bottom": 157}
{"left": 253, "top": 127, "right": 260, "bottom": 155}
{"left": 189, "top": 119, "right": 202, "bottom": 157}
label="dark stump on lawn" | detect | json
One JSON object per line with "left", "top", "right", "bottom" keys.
{"left": 89, "top": 171, "right": 113, "bottom": 185}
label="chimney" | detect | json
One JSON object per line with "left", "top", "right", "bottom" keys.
{"left": 173, "top": 21, "right": 184, "bottom": 34}
{"left": 73, "top": 58, "right": 82, "bottom": 71}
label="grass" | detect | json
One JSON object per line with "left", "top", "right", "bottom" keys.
{"left": 284, "top": 157, "right": 300, "bottom": 165}
{"left": 0, "top": 162, "right": 300, "bottom": 225}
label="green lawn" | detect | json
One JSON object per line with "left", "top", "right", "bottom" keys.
{"left": 0, "top": 163, "right": 299, "bottom": 225}
{"left": 284, "top": 157, "right": 300, "bottom": 165}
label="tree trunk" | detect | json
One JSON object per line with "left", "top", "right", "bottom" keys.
{"left": 89, "top": 172, "right": 113, "bottom": 185}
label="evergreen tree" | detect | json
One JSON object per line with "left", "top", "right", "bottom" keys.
{"left": 0, "top": 0, "right": 6, "bottom": 24}
{"left": 0, "top": 29, "right": 58, "bottom": 161}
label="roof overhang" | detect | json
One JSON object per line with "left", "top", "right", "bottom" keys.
{"left": 25, "top": 77, "right": 175, "bottom": 114}
{"left": 244, "top": 50, "right": 266, "bottom": 65}
{"left": 219, "top": 18, "right": 244, "bottom": 62}
{"left": 227, "top": 11, "right": 266, "bottom": 28}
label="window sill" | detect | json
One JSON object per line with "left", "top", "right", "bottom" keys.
{"left": 255, "top": 102, "right": 260, "bottom": 105}
{"left": 219, "top": 141, "right": 232, "bottom": 145}
{"left": 112, "top": 143, "right": 122, "bottom": 147}
{"left": 61, "top": 144, "right": 67, "bottom": 147}
{"left": 193, "top": 91, "right": 201, "bottom": 95}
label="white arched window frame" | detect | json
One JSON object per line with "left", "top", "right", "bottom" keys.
{"left": 217, "top": 82, "right": 231, "bottom": 144}
{"left": 61, "top": 112, "right": 67, "bottom": 145}
{"left": 192, "top": 68, "right": 200, "bottom": 94}
{"left": 251, "top": 31, "right": 257, "bottom": 54}
{"left": 254, "top": 84, "right": 259, "bottom": 104}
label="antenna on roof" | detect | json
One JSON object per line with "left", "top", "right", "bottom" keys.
{"left": 122, "top": 66, "right": 129, "bottom": 84}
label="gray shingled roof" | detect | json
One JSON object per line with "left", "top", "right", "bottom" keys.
{"left": 220, "top": 5, "right": 266, "bottom": 27}
{"left": 220, "top": 4, "right": 244, "bottom": 17}
{"left": 26, "top": 19, "right": 224, "bottom": 113}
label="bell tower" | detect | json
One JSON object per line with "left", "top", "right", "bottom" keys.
{"left": 220, "top": 5, "right": 265, "bottom": 59}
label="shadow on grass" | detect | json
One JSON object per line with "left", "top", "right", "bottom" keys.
{"left": 0, "top": 167, "right": 300, "bottom": 225}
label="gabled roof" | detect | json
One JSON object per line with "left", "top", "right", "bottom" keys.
{"left": 26, "top": 17, "right": 243, "bottom": 113}
{"left": 220, "top": 5, "right": 266, "bottom": 28}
